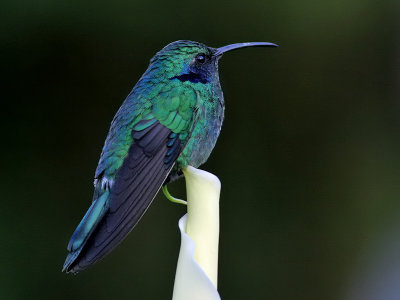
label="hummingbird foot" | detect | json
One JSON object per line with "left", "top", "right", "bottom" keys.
{"left": 162, "top": 185, "right": 187, "bottom": 205}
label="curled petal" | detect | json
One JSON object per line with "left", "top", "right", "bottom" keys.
{"left": 172, "top": 166, "right": 221, "bottom": 300}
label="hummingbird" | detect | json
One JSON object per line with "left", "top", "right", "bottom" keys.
{"left": 63, "top": 40, "right": 278, "bottom": 273}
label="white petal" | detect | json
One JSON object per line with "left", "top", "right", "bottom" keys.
{"left": 172, "top": 166, "right": 221, "bottom": 300}
{"left": 173, "top": 215, "right": 221, "bottom": 300}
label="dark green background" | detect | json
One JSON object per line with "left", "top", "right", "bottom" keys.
{"left": 2, "top": 0, "right": 400, "bottom": 299}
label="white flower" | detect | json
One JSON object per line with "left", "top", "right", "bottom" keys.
{"left": 172, "top": 166, "right": 221, "bottom": 300}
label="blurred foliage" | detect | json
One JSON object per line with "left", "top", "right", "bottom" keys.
{"left": 1, "top": 0, "right": 399, "bottom": 299}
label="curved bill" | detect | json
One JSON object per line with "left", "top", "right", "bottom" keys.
{"left": 214, "top": 42, "right": 278, "bottom": 56}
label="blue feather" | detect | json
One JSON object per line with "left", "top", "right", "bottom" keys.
{"left": 63, "top": 190, "right": 109, "bottom": 272}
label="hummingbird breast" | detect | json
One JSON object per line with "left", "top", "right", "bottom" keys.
{"left": 176, "top": 85, "right": 225, "bottom": 169}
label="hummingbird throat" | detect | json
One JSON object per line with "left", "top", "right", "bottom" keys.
{"left": 170, "top": 72, "right": 209, "bottom": 84}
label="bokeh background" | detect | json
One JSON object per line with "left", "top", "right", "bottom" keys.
{"left": 2, "top": 0, "right": 400, "bottom": 299}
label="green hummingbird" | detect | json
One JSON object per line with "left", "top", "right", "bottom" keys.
{"left": 63, "top": 40, "right": 278, "bottom": 273}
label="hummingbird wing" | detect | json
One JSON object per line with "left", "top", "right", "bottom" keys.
{"left": 63, "top": 86, "right": 198, "bottom": 273}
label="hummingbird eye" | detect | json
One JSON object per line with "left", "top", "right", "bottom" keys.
{"left": 195, "top": 54, "right": 206, "bottom": 64}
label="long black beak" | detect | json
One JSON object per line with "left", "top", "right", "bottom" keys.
{"left": 214, "top": 42, "right": 278, "bottom": 56}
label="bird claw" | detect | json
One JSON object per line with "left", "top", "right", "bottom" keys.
{"left": 162, "top": 185, "right": 187, "bottom": 205}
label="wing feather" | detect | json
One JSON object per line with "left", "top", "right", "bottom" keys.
{"left": 64, "top": 120, "right": 182, "bottom": 273}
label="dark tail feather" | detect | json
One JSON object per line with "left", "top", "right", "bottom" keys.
{"left": 62, "top": 190, "right": 110, "bottom": 272}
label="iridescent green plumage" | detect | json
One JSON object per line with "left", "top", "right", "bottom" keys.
{"left": 63, "top": 40, "right": 277, "bottom": 273}
{"left": 96, "top": 41, "right": 222, "bottom": 182}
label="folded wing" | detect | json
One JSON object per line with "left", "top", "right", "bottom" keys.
{"left": 63, "top": 119, "right": 182, "bottom": 273}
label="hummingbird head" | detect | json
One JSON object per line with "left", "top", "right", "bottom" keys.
{"left": 147, "top": 40, "right": 278, "bottom": 85}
